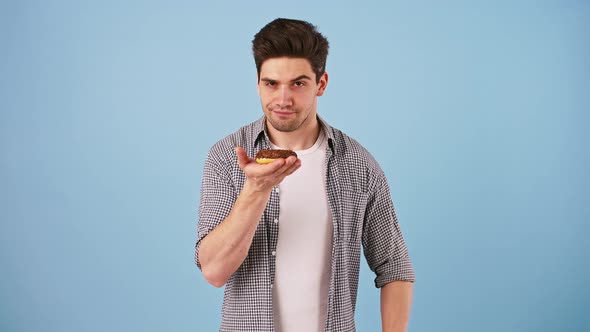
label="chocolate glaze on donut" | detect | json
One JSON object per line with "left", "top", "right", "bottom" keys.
{"left": 255, "top": 149, "right": 297, "bottom": 160}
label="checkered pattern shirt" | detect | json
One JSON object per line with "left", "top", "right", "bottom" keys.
{"left": 195, "top": 116, "right": 415, "bottom": 331}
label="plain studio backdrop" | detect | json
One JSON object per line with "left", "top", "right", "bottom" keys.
{"left": 1, "top": 1, "right": 588, "bottom": 331}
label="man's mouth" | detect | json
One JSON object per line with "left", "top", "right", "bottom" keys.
{"left": 271, "top": 109, "right": 295, "bottom": 117}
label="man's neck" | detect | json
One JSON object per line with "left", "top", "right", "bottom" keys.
{"left": 266, "top": 116, "right": 321, "bottom": 151}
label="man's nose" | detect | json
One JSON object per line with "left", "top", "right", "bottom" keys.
{"left": 275, "top": 85, "right": 293, "bottom": 107}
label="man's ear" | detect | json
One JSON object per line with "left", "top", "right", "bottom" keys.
{"left": 316, "top": 72, "right": 329, "bottom": 96}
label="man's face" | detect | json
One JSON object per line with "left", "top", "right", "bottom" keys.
{"left": 257, "top": 57, "right": 327, "bottom": 133}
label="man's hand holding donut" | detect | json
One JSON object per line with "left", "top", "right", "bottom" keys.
{"left": 235, "top": 147, "right": 301, "bottom": 193}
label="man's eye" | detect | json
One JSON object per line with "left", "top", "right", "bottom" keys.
{"left": 265, "top": 81, "right": 276, "bottom": 87}
{"left": 294, "top": 81, "right": 305, "bottom": 87}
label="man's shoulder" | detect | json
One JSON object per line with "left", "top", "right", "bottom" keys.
{"left": 329, "top": 125, "right": 380, "bottom": 170}
{"left": 325, "top": 123, "right": 388, "bottom": 193}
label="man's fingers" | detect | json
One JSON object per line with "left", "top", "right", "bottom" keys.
{"left": 274, "top": 157, "right": 301, "bottom": 176}
{"left": 242, "top": 156, "right": 286, "bottom": 178}
{"left": 282, "top": 158, "right": 301, "bottom": 176}
{"left": 242, "top": 155, "right": 299, "bottom": 183}
{"left": 257, "top": 158, "right": 286, "bottom": 174}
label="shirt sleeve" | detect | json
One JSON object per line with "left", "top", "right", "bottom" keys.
{"left": 194, "top": 149, "right": 237, "bottom": 270}
{"left": 362, "top": 172, "right": 415, "bottom": 288}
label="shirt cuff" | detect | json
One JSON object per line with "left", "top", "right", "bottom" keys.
{"left": 374, "top": 256, "right": 416, "bottom": 288}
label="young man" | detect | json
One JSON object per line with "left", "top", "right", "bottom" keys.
{"left": 195, "top": 18, "right": 415, "bottom": 332}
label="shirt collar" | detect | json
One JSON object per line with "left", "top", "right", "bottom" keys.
{"left": 252, "top": 115, "right": 336, "bottom": 152}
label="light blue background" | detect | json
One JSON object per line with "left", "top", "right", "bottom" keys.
{"left": 1, "top": 0, "right": 588, "bottom": 331}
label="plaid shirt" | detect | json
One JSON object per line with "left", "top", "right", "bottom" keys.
{"left": 195, "top": 116, "right": 415, "bottom": 331}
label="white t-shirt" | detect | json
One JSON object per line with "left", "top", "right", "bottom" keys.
{"left": 271, "top": 130, "right": 334, "bottom": 332}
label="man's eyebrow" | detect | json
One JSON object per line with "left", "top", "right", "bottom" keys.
{"left": 259, "top": 75, "right": 312, "bottom": 82}
{"left": 290, "top": 75, "right": 312, "bottom": 82}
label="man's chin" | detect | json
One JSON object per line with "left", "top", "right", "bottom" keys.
{"left": 267, "top": 118, "right": 300, "bottom": 133}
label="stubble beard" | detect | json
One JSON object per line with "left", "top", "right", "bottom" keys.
{"left": 266, "top": 107, "right": 312, "bottom": 133}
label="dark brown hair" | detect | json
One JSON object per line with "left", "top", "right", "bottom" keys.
{"left": 252, "top": 18, "right": 329, "bottom": 83}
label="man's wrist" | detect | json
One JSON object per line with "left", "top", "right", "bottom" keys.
{"left": 242, "top": 180, "right": 273, "bottom": 197}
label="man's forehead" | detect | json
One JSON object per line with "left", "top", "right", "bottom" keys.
{"left": 259, "top": 57, "right": 314, "bottom": 79}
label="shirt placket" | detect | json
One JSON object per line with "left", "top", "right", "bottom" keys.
{"left": 323, "top": 141, "right": 343, "bottom": 331}
{"left": 267, "top": 188, "right": 280, "bottom": 289}
{"left": 258, "top": 136, "right": 280, "bottom": 291}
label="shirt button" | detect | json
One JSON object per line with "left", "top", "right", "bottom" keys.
{"left": 274, "top": 218, "right": 278, "bottom": 224}
{"left": 275, "top": 187, "right": 280, "bottom": 194}
{"left": 271, "top": 251, "right": 276, "bottom": 256}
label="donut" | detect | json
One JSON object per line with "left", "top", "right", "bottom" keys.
{"left": 255, "top": 149, "right": 298, "bottom": 164}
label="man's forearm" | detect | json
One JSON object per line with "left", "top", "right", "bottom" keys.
{"left": 381, "top": 281, "right": 414, "bottom": 332}
{"left": 198, "top": 182, "right": 271, "bottom": 287}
